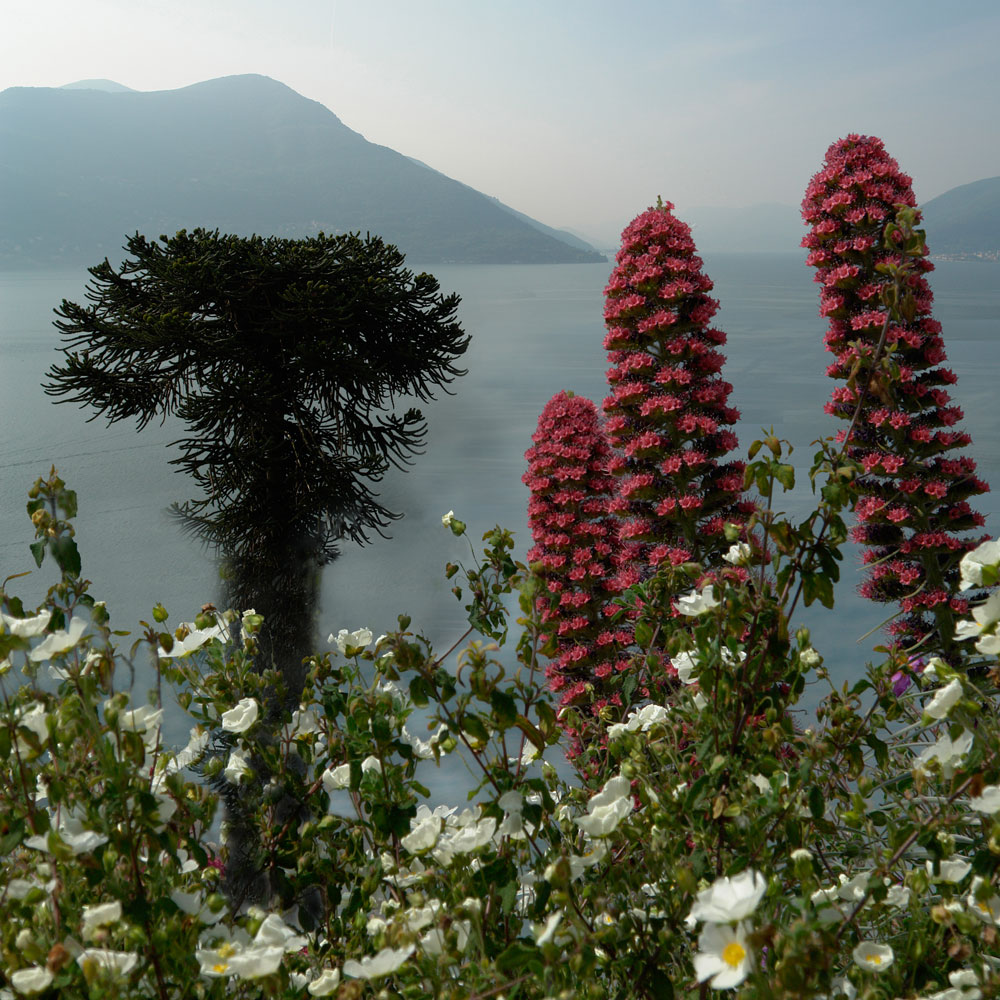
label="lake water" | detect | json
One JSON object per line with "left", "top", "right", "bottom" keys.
{"left": 2, "top": 254, "right": 998, "bottom": 760}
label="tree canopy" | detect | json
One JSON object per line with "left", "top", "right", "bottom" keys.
{"left": 46, "top": 228, "right": 469, "bottom": 696}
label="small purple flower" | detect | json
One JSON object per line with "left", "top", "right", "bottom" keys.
{"left": 891, "top": 654, "right": 927, "bottom": 696}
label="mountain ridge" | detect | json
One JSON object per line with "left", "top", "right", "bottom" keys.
{"left": 0, "top": 73, "right": 605, "bottom": 266}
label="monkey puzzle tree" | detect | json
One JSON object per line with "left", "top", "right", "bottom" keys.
{"left": 46, "top": 228, "right": 469, "bottom": 703}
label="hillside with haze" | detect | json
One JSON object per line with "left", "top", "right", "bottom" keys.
{"left": 0, "top": 74, "right": 605, "bottom": 266}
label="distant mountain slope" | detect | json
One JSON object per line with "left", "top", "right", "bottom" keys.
{"left": 922, "top": 176, "right": 1000, "bottom": 257}
{"left": 60, "top": 79, "right": 135, "bottom": 92}
{"left": 0, "top": 74, "right": 604, "bottom": 266}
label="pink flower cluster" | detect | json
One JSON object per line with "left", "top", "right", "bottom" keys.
{"left": 523, "top": 392, "right": 631, "bottom": 736}
{"left": 803, "top": 135, "right": 990, "bottom": 655}
{"left": 602, "top": 201, "right": 752, "bottom": 583}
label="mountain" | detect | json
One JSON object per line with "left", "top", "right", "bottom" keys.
{"left": 921, "top": 177, "right": 1000, "bottom": 259}
{"left": 0, "top": 74, "right": 605, "bottom": 266}
{"left": 59, "top": 79, "right": 136, "bottom": 93}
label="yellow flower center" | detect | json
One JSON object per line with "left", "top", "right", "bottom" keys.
{"left": 868, "top": 954, "right": 882, "bottom": 965}
{"left": 722, "top": 941, "right": 746, "bottom": 968}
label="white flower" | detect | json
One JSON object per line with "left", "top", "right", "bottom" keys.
{"left": 221, "top": 697, "right": 258, "bottom": 734}
{"left": 330, "top": 627, "right": 373, "bottom": 655}
{"left": 361, "top": 755, "right": 382, "bottom": 774}
{"left": 852, "top": 941, "right": 893, "bottom": 972}
{"left": 928, "top": 856, "right": 972, "bottom": 884}
{"left": 432, "top": 812, "right": 497, "bottom": 865}
{"left": 959, "top": 539, "right": 1000, "bottom": 590}
{"left": 342, "top": 944, "right": 414, "bottom": 980}
{"left": 29, "top": 616, "right": 88, "bottom": 661}
{"left": 969, "top": 785, "right": 1000, "bottom": 814}
{"left": 723, "top": 542, "right": 752, "bottom": 566}
{"left": 14, "top": 703, "right": 50, "bottom": 752}
{"left": 25, "top": 811, "right": 108, "bottom": 855}
{"left": 925, "top": 678, "right": 963, "bottom": 720}
{"left": 532, "top": 911, "right": 563, "bottom": 946}
{"left": 689, "top": 870, "right": 767, "bottom": 924}
{"left": 673, "top": 651, "right": 699, "bottom": 684}
{"left": 224, "top": 750, "right": 252, "bottom": 785}
{"left": 606, "top": 703, "right": 670, "bottom": 739}
{"left": 837, "top": 871, "right": 871, "bottom": 902}
{"left": 308, "top": 969, "right": 342, "bottom": 996}
{"left": 914, "top": 728, "right": 974, "bottom": 778}
{"left": 441, "top": 510, "right": 455, "bottom": 527}
{"left": 676, "top": 584, "right": 720, "bottom": 616}
{"left": 254, "top": 913, "right": 307, "bottom": 952}
{"left": 287, "top": 707, "right": 320, "bottom": 740}
{"left": 954, "top": 592, "right": 1000, "bottom": 655}
{"left": 830, "top": 975, "right": 857, "bottom": 999}
{"left": 694, "top": 921, "right": 754, "bottom": 989}
{"left": 9, "top": 967, "right": 53, "bottom": 994}
{"left": 170, "top": 888, "right": 226, "bottom": 924}
{"left": 2, "top": 611, "right": 50, "bottom": 637}
{"left": 799, "top": 647, "right": 822, "bottom": 668}
{"left": 77, "top": 949, "right": 139, "bottom": 977}
{"left": 575, "top": 774, "right": 632, "bottom": 838}
{"left": 157, "top": 619, "right": 228, "bottom": 660}
{"left": 321, "top": 763, "right": 351, "bottom": 791}
{"left": 196, "top": 936, "right": 284, "bottom": 979}
{"left": 967, "top": 876, "right": 1000, "bottom": 924}
{"left": 165, "top": 727, "right": 209, "bottom": 772}
{"left": 401, "top": 813, "right": 443, "bottom": 855}
{"left": 81, "top": 901, "right": 122, "bottom": 939}
{"left": 884, "top": 883, "right": 911, "bottom": 909}
{"left": 117, "top": 703, "right": 164, "bottom": 735}
{"left": 400, "top": 723, "right": 449, "bottom": 759}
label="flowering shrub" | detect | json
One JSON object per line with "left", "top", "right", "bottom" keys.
{"left": 4, "top": 141, "right": 1000, "bottom": 999}
{"left": 6, "top": 442, "right": 1000, "bottom": 999}
{"left": 802, "top": 135, "right": 991, "bottom": 659}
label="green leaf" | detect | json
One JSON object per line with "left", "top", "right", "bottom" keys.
{"left": 461, "top": 714, "right": 490, "bottom": 745}
{"left": 495, "top": 941, "right": 541, "bottom": 973}
{"left": 0, "top": 817, "right": 24, "bottom": 855}
{"left": 498, "top": 880, "right": 518, "bottom": 914}
{"left": 408, "top": 676, "right": 430, "bottom": 708}
{"left": 490, "top": 689, "right": 517, "bottom": 727}
{"left": 29, "top": 539, "right": 46, "bottom": 568}
{"left": 808, "top": 784, "right": 825, "bottom": 820}
{"left": 514, "top": 715, "right": 545, "bottom": 752}
{"left": 864, "top": 733, "right": 889, "bottom": 769}
{"left": 775, "top": 463, "right": 795, "bottom": 490}
{"left": 51, "top": 535, "right": 81, "bottom": 577}
{"left": 59, "top": 489, "right": 78, "bottom": 519}
{"left": 643, "top": 968, "right": 675, "bottom": 1000}
{"left": 634, "top": 621, "right": 654, "bottom": 648}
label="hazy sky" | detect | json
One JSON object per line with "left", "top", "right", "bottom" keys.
{"left": 5, "top": 0, "right": 999, "bottom": 245}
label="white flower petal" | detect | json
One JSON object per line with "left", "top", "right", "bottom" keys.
{"left": 343, "top": 944, "right": 414, "bottom": 980}
{"left": 220, "top": 698, "right": 258, "bottom": 734}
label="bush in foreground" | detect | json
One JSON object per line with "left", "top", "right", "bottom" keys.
{"left": 3, "top": 456, "right": 1000, "bottom": 999}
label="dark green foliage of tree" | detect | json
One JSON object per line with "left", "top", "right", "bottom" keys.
{"left": 46, "top": 228, "right": 469, "bottom": 702}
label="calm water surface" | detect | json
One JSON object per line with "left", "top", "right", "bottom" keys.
{"left": 2, "top": 255, "right": 998, "bottom": 765}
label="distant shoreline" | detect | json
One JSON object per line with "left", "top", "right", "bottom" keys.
{"left": 930, "top": 251, "right": 999, "bottom": 263}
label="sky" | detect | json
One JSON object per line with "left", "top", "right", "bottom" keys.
{"left": 5, "top": 0, "right": 999, "bottom": 246}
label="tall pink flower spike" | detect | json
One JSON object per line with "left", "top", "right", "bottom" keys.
{"left": 602, "top": 200, "right": 752, "bottom": 586}
{"left": 803, "top": 135, "right": 991, "bottom": 658}
{"left": 523, "top": 391, "right": 631, "bottom": 750}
